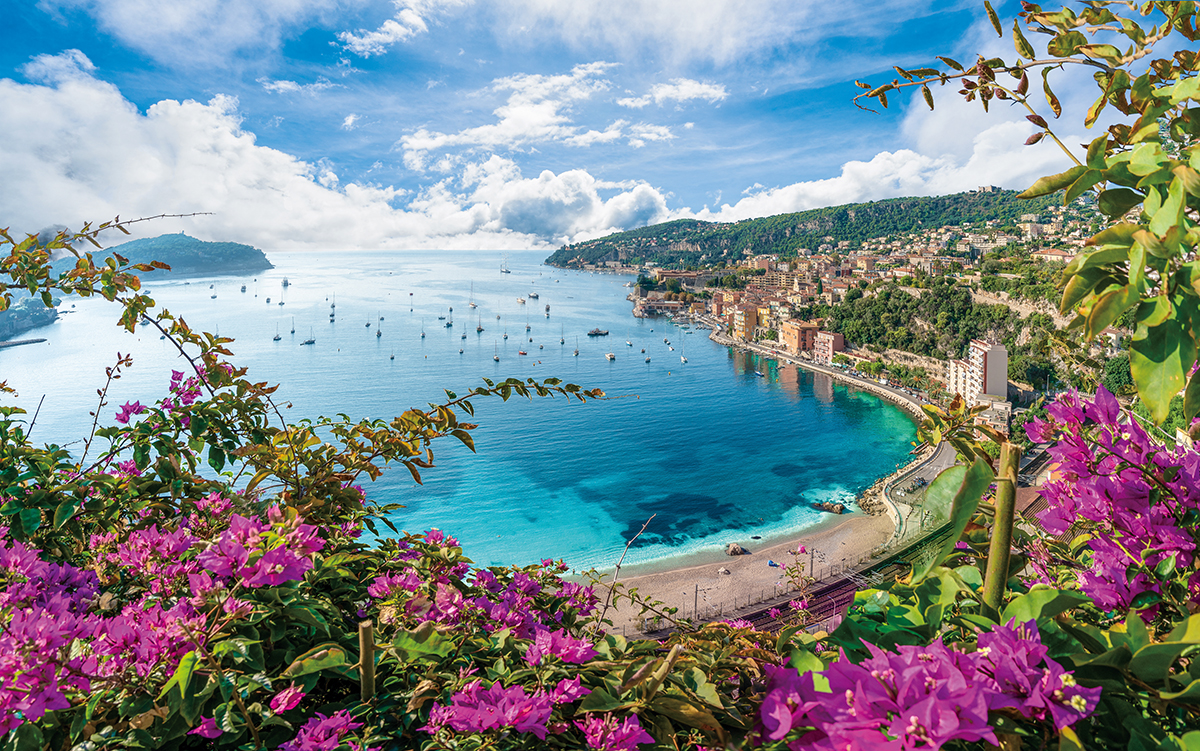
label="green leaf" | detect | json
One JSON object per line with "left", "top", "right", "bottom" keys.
{"left": 1160, "top": 677, "right": 1200, "bottom": 702}
{"left": 983, "top": 1, "right": 1002, "bottom": 36}
{"left": 158, "top": 650, "right": 199, "bottom": 700}
{"left": 1065, "top": 168, "right": 1103, "bottom": 204}
{"left": 282, "top": 643, "right": 349, "bottom": 678}
{"left": 1012, "top": 19, "right": 1035, "bottom": 58}
{"left": 788, "top": 649, "right": 825, "bottom": 677}
{"left": 680, "top": 667, "right": 723, "bottom": 709}
{"left": 1002, "top": 589, "right": 1089, "bottom": 625}
{"left": 391, "top": 621, "right": 455, "bottom": 663}
{"left": 1129, "top": 642, "right": 1196, "bottom": 686}
{"left": 1087, "top": 284, "right": 1138, "bottom": 339}
{"left": 1166, "top": 613, "right": 1200, "bottom": 643}
{"left": 648, "top": 695, "right": 722, "bottom": 735}
{"left": 1086, "top": 135, "right": 1108, "bottom": 170}
{"left": 579, "top": 687, "right": 635, "bottom": 713}
{"left": 1042, "top": 68, "right": 1062, "bottom": 117}
{"left": 1019, "top": 165, "right": 1087, "bottom": 199}
{"left": 1047, "top": 30, "right": 1086, "bottom": 57}
{"left": 1150, "top": 177, "right": 1187, "bottom": 236}
{"left": 1060, "top": 266, "right": 1113, "bottom": 316}
{"left": 1098, "top": 188, "right": 1143, "bottom": 217}
{"left": 1130, "top": 319, "right": 1193, "bottom": 424}
{"left": 911, "top": 458, "right": 993, "bottom": 582}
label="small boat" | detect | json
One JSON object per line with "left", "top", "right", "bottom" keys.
{"left": 240, "top": 285, "right": 246, "bottom": 292}
{"left": 525, "top": 323, "right": 531, "bottom": 331}
{"left": 626, "top": 339, "right": 632, "bottom": 347}
{"left": 290, "top": 317, "right": 295, "bottom": 334}
{"left": 209, "top": 284, "right": 214, "bottom": 289}
{"left": 278, "top": 301, "right": 284, "bottom": 306}
{"left": 459, "top": 348, "right": 464, "bottom": 353}
{"left": 605, "top": 352, "right": 616, "bottom": 361}
{"left": 587, "top": 328, "right": 609, "bottom": 337}
{"left": 574, "top": 336, "right": 579, "bottom": 356}
{"left": 538, "top": 344, "right": 543, "bottom": 349}
{"left": 211, "top": 293, "right": 217, "bottom": 299}
{"left": 545, "top": 304, "right": 550, "bottom": 313}
{"left": 669, "top": 346, "right": 674, "bottom": 351}
{"left": 469, "top": 282, "right": 477, "bottom": 309}
{"left": 476, "top": 316, "right": 484, "bottom": 333}
{"left": 301, "top": 328, "right": 315, "bottom": 346}
{"left": 680, "top": 355, "right": 687, "bottom": 363}
{"left": 663, "top": 338, "right": 668, "bottom": 343}
{"left": 503, "top": 330, "right": 508, "bottom": 340}
{"left": 518, "top": 349, "right": 528, "bottom": 356}
{"left": 281, "top": 278, "right": 289, "bottom": 287}
{"left": 366, "top": 322, "right": 372, "bottom": 327}
{"left": 501, "top": 254, "right": 511, "bottom": 274}
{"left": 645, "top": 357, "right": 651, "bottom": 363}
{"left": 517, "top": 297, "right": 526, "bottom": 304}
{"left": 265, "top": 297, "right": 270, "bottom": 303}
{"left": 461, "top": 333, "right": 467, "bottom": 340}
{"left": 496, "top": 314, "right": 501, "bottom": 319}
{"left": 494, "top": 344, "right": 500, "bottom": 362}
{"left": 755, "top": 370, "right": 765, "bottom": 377}
{"left": 390, "top": 351, "right": 395, "bottom": 360}
{"left": 560, "top": 325, "right": 564, "bottom": 345}
{"left": 376, "top": 323, "right": 382, "bottom": 339}
{"left": 529, "top": 292, "right": 539, "bottom": 299}
{"left": 379, "top": 315, "right": 385, "bottom": 320}
{"left": 641, "top": 348, "right": 645, "bottom": 353}
{"left": 421, "top": 319, "right": 426, "bottom": 338}
{"left": 273, "top": 324, "right": 281, "bottom": 342}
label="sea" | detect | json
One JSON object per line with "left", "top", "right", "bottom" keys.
{"left": 1, "top": 250, "right": 917, "bottom": 571}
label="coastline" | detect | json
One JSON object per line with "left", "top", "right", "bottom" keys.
{"left": 586, "top": 313, "right": 946, "bottom": 636}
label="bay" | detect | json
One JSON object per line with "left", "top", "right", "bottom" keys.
{"left": 2, "top": 249, "right": 917, "bottom": 570}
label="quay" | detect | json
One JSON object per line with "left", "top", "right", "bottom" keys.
{"left": 0, "top": 338, "right": 47, "bottom": 349}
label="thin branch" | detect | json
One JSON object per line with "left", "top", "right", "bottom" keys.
{"left": 592, "top": 514, "right": 656, "bottom": 634}
{"left": 26, "top": 394, "right": 45, "bottom": 437}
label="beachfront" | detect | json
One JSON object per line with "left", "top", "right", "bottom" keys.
{"left": 593, "top": 314, "right": 955, "bottom": 637}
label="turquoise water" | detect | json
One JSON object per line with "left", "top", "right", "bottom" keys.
{"left": 2, "top": 250, "right": 916, "bottom": 570}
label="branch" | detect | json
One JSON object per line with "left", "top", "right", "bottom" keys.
{"left": 591, "top": 514, "right": 656, "bottom": 634}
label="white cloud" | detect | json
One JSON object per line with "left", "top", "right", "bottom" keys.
{"left": 626, "top": 123, "right": 673, "bottom": 148}
{"left": 399, "top": 62, "right": 618, "bottom": 169}
{"left": 341, "top": 113, "right": 360, "bottom": 130}
{"left": 0, "top": 51, "right": 673, "bottom": 250}
{"left": 616, "top": 78, "right": 727, "bottom": 109}
{"left": 37, "top": 0, "right": 342, "bottom": 67}
{"left": 258, "top": 77, "right": 338, "bottom": 95}
{"left": 338, "top": 0, "right": 470, "bottom": 56}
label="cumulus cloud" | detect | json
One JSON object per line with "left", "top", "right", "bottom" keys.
{"left": 341, "top": 113, "right": 360, "bottom": 130}
{"left": 0, "top": 51, "right": 673, "bottom": 250}
{"left": 398, "top": 62, "right": 618, "bottom": 169}
{"left": 616, "top": 78, "right": 727, "bottom": 109}
{"left": 37, "top": 0, "right": 342, "bottom": 67}
{"left": 258, "top": 77, "right": 338, "bottom": 95}
{"left": 338, "top": 0, "right": 470, "bottom": 56}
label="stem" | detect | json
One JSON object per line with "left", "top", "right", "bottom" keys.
{"left": 359, "top": 620, "right": 376, "bottom": 702}
{"left": 983, "top": 442, "right": 1022, "bottom": 612}
{"left": 592, "top": 514, "right": 656, "bottom": 635}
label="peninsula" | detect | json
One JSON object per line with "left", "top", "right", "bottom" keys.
{"left": 80, "top": 232, "right": 274, "bottom": 277}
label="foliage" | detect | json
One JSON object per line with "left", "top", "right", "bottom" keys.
{"left": 546, "top": 190, "right": 1060, "bottom": 269}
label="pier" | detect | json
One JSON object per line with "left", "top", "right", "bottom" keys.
{"left": 0, "top": 338, "right": 48, "bottom": 349}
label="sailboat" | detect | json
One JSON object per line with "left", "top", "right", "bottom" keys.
{"left": 525, "top": 311, "right": 530, "bottom": 332}
{"left": 680, "top": 338, "right": 687, "bottom": 364}
{"left": 476, "top": 314, "right": 484, "bottom": 333}
{"left": 376, "top": 319, "right": 382, "bottom": 338}
{"left": 273, "top": 324, "right": 281, "bottom": 341}
{"left": 421, "top": 319, "right": 426, "bottom": 338}
{"left": 301, "top": 328, "right": 315, "bottom": 346}
{"left": 390, "top": 351, "right": 395, "bottom": 360}
{"left": 559, "top": 325, "right": 564, "bottom": 345}
{"left": 503, "top": 330, "right": 508, "bottom": 340}
{"left": 573, "top": 337, "right": 579, "bottom": 357}
{"left": 290, "top": 317, "right": 295, "bottom": 334}
{"left": 605, "top": 352, "right": 616, "bottom": 361}
{"left": 500, "top": 254, "right": 511, "bottom": 273}
{"left": 494, "top": 343, "right": 500, "bottom": 362}
{"left": 626, "top": 330, "right": 632, "bottom": 347}
{"left": 545, "top": 304, "right": 550, "bottom": 318}
{"left": 469, "top": 282, "right": 477, "bottom": 309}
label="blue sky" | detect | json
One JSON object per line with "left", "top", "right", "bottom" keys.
{"left": 0, "top": 0, "right": 1085, "bottom": 250}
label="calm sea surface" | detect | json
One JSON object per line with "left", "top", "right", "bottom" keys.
{"left": 2, "top": 250, "right": 916, "bottom": 570}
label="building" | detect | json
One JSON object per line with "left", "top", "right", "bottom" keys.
{"left": 814, "top": 331, "right": 845, "bottom": 364}
{"left": 947, "top": 340, "right": 1009, "bottom": 403}
{"left": 732, "top": 305, "right": 758, "bottom": 341}
{"left": 780, "top": 320, "right": 820, "bottom": 353}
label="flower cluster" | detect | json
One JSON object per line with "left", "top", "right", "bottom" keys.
{"left": 425, "top": 680, "right": 556, "bottom": 739}
{"left": 195, "top": 506, "right": 323, "bottom": 589}
{"left": 757, "top": 620, "right": 1099, "bottom": 750}
{"left": 576, "top": 713, "right": 656, "bottom": 751}
{"left": 1026, "top": 387, "right": 1200, "bottom": 612}
{"left": 280, "top": 710, "right": 378, "bottom": 751}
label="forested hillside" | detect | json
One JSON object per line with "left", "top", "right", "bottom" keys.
{"left": 65, "top": 233, "right": 274, "bottom": 276}
{"left": 546, "top": 189, "right": 1060, "bottom": 267}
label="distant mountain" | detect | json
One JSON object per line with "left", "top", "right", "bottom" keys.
{"left": 545, "top": 189, "right": 1060, "bottom": 268}
{"left": 83, "top": 232, "right": 274, "bottom": 276}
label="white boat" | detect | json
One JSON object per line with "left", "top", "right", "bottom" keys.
{"left": 281, "top": 277, "right": 289, "bottom": 287}
{"left": 500, "top": 254, "right": 511, "bottom": 274}
{"left": 528, "top": 292, "right": 539, "bottom": 299}
{"left": 560, "top": 325, "right": 565, "bottom": 345}
{"left": 494, "top": 343, "right": 500, "bottom": 362}
{"left": 301, "top": 327, "right": 315, "bottom": 346}
{"left": 645, "top": 356, "right": 651, "bottom": 362}
{"left": 273, "top": 324, "right": 281, "bottom": 341}
{"left": 605, "top": 352, "right": 616, "bottom": 361}
{"left": 469, "top": 282, "right": 477, "bottom": 308}
{"left": 573, "top": 336, "right": 579, "bottom": 357}
{"left": 517, "top": 297, "right": 526, "bottom": 304}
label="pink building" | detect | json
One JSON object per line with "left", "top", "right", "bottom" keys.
{"left": 814, "top": 331, "right": 845, "bottom": 364}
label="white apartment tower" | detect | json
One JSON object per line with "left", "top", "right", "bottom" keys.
{"left": 946, "top": 339, "right": 1008, "bottom": 403}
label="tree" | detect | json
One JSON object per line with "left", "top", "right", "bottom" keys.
{"left": 1101, "top": 352, "right": 1134, "bottom": 396}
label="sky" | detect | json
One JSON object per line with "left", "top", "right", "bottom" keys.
{"left": 0, "top": 0, "right": 1094, "bottom": 251}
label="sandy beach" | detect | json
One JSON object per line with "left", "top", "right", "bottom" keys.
{"left": 593, "top": 511, "right": 894, "bottom": 635}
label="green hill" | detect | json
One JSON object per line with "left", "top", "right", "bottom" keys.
{"left": 82, "top": 233, "right": 274, "bottom": 276}
{"left": 545, "top": 189, "right": 1060, "bottom": 268}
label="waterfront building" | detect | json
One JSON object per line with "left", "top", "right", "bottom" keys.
{"left": 732, "top": 305, "right": 758, "bottom": 341}
{"left": 814, "top": 330, "right": 845, "bottom": 364}
{"left": 780, "top": 320, "right": 819, "bottom": 353}
{"left": 947, "top": 340, "right": 1008, "bottom": 404}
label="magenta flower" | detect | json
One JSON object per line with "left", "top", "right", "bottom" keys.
{"left": 425, "top": 680, "right": 553, "bottom": 739}
{"left": 189, "top": 717, "right": 222, "bottom": 739}
{"left": 576, "top": 713, "right": 655, "bottom": 751}
{"left": 524, "top": 628, "right": 598, "bottom": 666}
{"left": 270, "top": 684, "right": 306, "bottom": 713}
{"left": 550, "top": 676, "right": 591, "bottom": 704}
{"left": 280, "top": 710, "right": 374, "bottom": 751}
{"left": 114, "top": 400, "right": 145, "bottom": 424}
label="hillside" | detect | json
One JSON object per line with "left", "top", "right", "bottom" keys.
{"left": 545, "top": 189, "right": 1059, "bottom": 267}
{"left": 80, "top": 233, "right": 274, "bottom": 276}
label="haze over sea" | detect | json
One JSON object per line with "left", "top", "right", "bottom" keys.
{"left": 4, "top": 250, "right": 916, "bottom": 570}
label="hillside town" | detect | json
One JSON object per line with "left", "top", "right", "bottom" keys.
{"left": 592, "top": 190, "right": 1110, "bottom": 435}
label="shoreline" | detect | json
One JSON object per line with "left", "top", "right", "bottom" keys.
{"left": 584, "top": 314, "right": 945, "bottom": 636}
